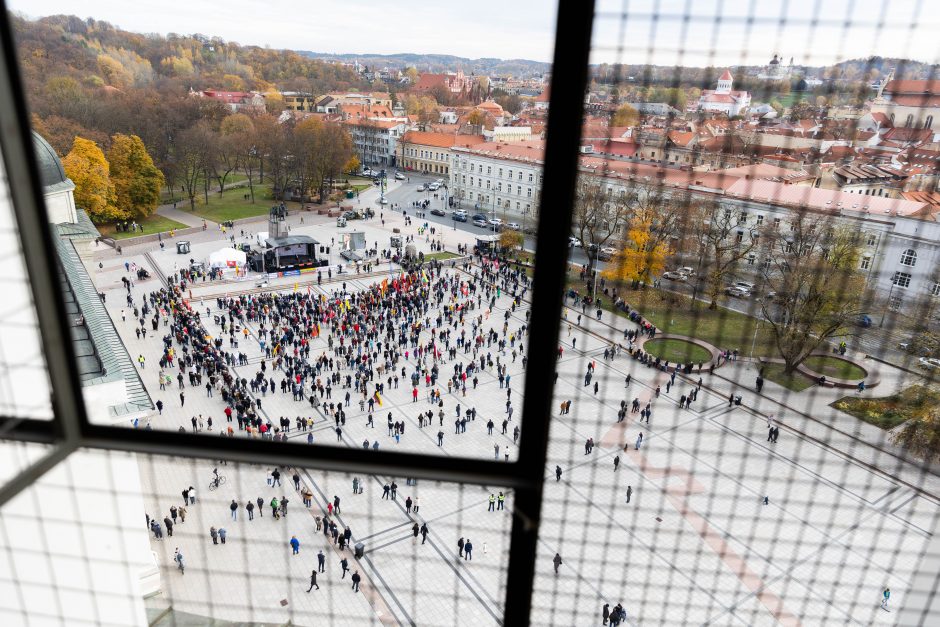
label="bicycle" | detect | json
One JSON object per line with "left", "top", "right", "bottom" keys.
{"left": 208, "top": 473, "right": 227, "bottom": 491}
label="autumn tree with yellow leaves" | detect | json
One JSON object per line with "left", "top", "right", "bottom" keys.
{"left": 603, "top": 210, "right": 671, "bottom": 288}
{"left": 62, "top": 137, "right": 121, "bottom": 223}
{"left": 108, "top": 134, "right": 165, "bottom": 220}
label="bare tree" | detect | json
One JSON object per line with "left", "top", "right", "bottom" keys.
{"left": 757, "top": 213, "right": 866, "bottom": 373}
{"left": 688, "top": 198, "right": 761, "bottom": 308}
{"left": 572, "top": 175, "right": 630, "bottom": 275}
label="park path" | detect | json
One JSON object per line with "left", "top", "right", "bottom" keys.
{"left": 155, "top": 204, "right": 213, "bottom": 228}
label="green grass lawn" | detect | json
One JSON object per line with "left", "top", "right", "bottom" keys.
{"left": 802, "top": 355, "right": 867, "bottom": 380}
{"left": 98, "top": 214, "right": 188, "bottom": 240}
{"left": 161, "top": 173, "right": 252, "bottom": 202}
{"left": 424, "top": 251, "right": 460, "bottom": 262}
{"left": 832, "top": 385, "right": 940, "bottom": 430}
{"left": 643, "top": 338, "right": 712, "bottom": 364}
{"left": 571, "top": 276, "right": 779, "bottom": 356}
{"left": 182, "top": 185, "right": 299, "bottom": 222}
{"left": 761, "top": 363, "right": 815, "bottom": 392}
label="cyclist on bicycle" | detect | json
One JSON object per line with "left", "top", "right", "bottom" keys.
{"left": 212, "top": 467, "right": 219, "bottom": 487}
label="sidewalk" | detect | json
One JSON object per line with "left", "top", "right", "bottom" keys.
{"left": 156, "top": 204, "right": 213, "bottom": 228}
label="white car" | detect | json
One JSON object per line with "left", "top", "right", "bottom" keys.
{"left": 726, "top": 286, "right": 750, "bottom": 298}
{"left": 428, "top": 182, "right": 440, "bottom": 191}
{"left": 378, "top": 197, "right": 388, "bottom": 204}
{"left": 394, "top": 172, "right": 405, "bottom": 180}
{"left": 679, "top": 267, "right": 696, "bottom": 276}
{"left": 733, "top": 281, "right": 756, "bottom": 292}
{"left": 568, "top": 237, "right": 582, "bottom": 247}
{"left": 663, "top": 271, "right": 687, "bottom": 281}
{"left": 918, "top": 357, "right": 940, "bottom": 370}
{"left": 506, "top": 222, "right": 521, "bottom": 230}
{"left": 489, "top": 218, "right": 503, "bottom": 227}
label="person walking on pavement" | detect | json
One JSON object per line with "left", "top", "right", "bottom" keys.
{"left": 613, "top": 455, "right": 620, "bottom": 471}
{"left": 257, "top": 496, "right": 264, "bottom": 517}
{"left": 210, "top": 526, "right": 218, "bottom": 545}
{"left": 420, "top": 523, "right": 429, "bottom": 544}
{"left": 317, "top": 550, "right": 325, "bottom": 573}
{"left": 626, "top": 486, "right": 632, "bottom": 503}
{"left": 882, "top": 587, "right": 890, "bottom": 611}
{"left": 230, "top": 500, "right": 238, "bottom": 520}
{"left": 164, "top": 516, "right": 173, "bottom": 537}
{"left": 246, "top": 500, "right": 254, "bottom": 520}
{"left": 271, "top": 468, "right": 281, "bottom": 487}
{"left": 218, "top": 527, "right": 227, "bottom": 544}
{"left": 412, "top": 523, "right": 420, "bottom": 544}
{"left": 555, "top": 465, "right": 562, "bottom": 481}
{"left": 306, "top": 570, "right": 320, "bottom": 592}
{"left": 553, "top": 553, "right": 563, "bottom": 575}
{"left": 351, "top": 571, "right": 361, "bottom": 592}
{"left": 340, "top": 557, "right": 350, "bottom": 578}
{"left": 290, "top": 536, "right": 300, "bottom": 555}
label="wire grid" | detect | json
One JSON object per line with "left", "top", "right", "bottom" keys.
{"left": 0, "top": 0, "right": 939, "bottom": 625}
{"left": 0, "top": 149, "right": 53, "bottom": 421}
{"left": 532, "top": 0, "right": 940, "bottom": 625}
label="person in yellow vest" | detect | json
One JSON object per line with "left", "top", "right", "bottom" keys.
{"left": 488, "top": 493, "right": 496, "bottom": 511}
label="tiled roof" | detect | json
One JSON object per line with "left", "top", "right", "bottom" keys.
{"left": 719, "top": 69, "right": 733, "bottom": 81}
{"left": 400, "top": 131, "right": 485, "bottom": 148}
{"left": 884, "top": 79, "right": 940, "bottom": 95}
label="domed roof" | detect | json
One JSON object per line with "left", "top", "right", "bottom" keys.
{"left": 32, "top": 131, "right": 72, "bottom": 192}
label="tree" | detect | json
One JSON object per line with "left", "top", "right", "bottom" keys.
{"left": 107, "top": 134, "right": 164, "bottom": 219}
{"left": 689, "top": 199, "right": 761, "bottom": 308}
{"left": 893, "top": 407, "right": 940, "bottom": 463}
{"left": 404, "top": 67, "right": 420, "bottom": 84}
{"left": 572, "top": 176, "right": 630, "bottom": 276}
{"left": 468, "top": 110, "right": 486, "bottom": 126}
{"left": 220, "top": 113, "right": 258, "bottom": 203}
{"left": 344, "top": 155, "right": 361, "bottom": 174}
{"left": 757, "top": 215, "right": 866, "bottom": 373}
{"left": 171, "top": 123, "right": 213, "bottom": 210}
{"left": 499, "top": 229, "right": 523, "bottom": 251}
{"left": 62, "top": 136, "right": 121, "bottom": 223}
{"left": 603, "top": 210, "right": 670, "bottom": 288}
{"left": 610, "top": 104, "right": 640, "bottom": 127}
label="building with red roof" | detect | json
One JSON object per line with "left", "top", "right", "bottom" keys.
{"left": 697, "top": 70, "right": 751, "bottom": 117}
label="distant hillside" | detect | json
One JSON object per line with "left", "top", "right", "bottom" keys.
{"left": 300, "top": 51, "right": 550, "bottom": 78}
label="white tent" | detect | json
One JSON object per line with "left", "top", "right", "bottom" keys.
{"left": 207, "top": 247, "right": 247, "bottom": 268}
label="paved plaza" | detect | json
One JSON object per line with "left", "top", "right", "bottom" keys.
{"left": 84, "top": 182, "right": 939, "bottom": 626}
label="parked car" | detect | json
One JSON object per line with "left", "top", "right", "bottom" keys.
{"left": 488, "top": 217, "right": 503, "bottom": 228}
{"left": 856, "top": 314, "right": 873, "bottom": 328}
{"left": 506, "top": 222, "right": 521, "bottom": 231}
{"left": 473, "top": 218, "right": 488, "bottom": 228}
{"left": 431, "top": 208, "right": 446, "bottom": 216}
{"left": 377, "top": 197, "right": 388, "bottom": 204}
{"left": 418, "top": 184, "right": 428, "bottom": 191}
{"left": 598, "top": 246, "right": 616, "bottom": 261}
{"left": 733, "top": 281, "right": 756, "bottom": 292}
{"left": 428, "top": 182, "right": 440, "bottom": 191}
{"left": 918, "top": 357, "right": 940, "bottom": 370}
{"left": 568, "top": 237, "right": 582, "bottom": 247}
{"left": 394, "top": 172, "right": 405, "bottom": 180}
{"left": 453, "top": 210, "right": 468, "bottom": 222}
{"left": 679, "top": 267, "right": 696, "bottom": 276}
{"left": 663, "top": 271, "right": 687, "bottom": 281}
{"left": 471, "top": 213, "right": 487, "bottom": 222}
{"left": 726, "top": 286, "right": 750, "bottom": 298}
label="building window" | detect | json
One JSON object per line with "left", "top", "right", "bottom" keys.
{"left": 930, "top": 281, "right": 940, "bottom": 296}
{"left": 724, "top": 209, "right": 732, "bottom": 220}
{"left": 529, "top": 173, "right": 534, "bottom": 182}
{"left": 518, "top": 172, "right": 523, "bottom": 180}
{"left": 736, "top": 231, "right": 744, "bottom": 243}
{"left": 860, "top": 255, "right": 871, "bottom": 270}
{"left": 762, "top": 257, "right": 772, "bottom": 269}
{"left": 892, "top": 272, "right": 912, "bottom": 288}
{"left": 508, "top": 170, "right": 513, "bottom": 179}
{"left": 747, "top": 254, "right": 756, "bottom": 265}
{"left": 866, "top": 233, "right": 877, "bottom": 246}
{"left": 499, "top": 168, "right": 503, "bottom": 178}
{"left": 487, "top": 166, "right": 492, "bottom": 175}
{"left": 756, "top": 215, "right": 764, "bottom": 226}
{"left": 739, "top": 211, "right": 747, "bottom": 224}
{"left": 497, "top": 182, "right": 502, "bottom": 192}
{"left": 773, "top": 217, "right": 780, "bottom": 229}
{"left": 527, "top": 188, "right": 532, "bottom": 198}
{"left": 927, "top": 115, "right": 934, "bottom": 130}
{"left": 785, "top": 241, "right": 793, "bottom": 253}
{"left": 900, "top": 249, "right": 917, "bottom": 266}
{"left": 905, "top": 114, "right": 914, "bottom": 128}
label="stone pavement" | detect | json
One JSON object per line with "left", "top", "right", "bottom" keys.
{"left": 86, "top": 212, "right": 939, "bottom": 625}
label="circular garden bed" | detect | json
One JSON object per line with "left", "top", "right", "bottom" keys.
{"left": 643, "top": 338, "right": 712, "bottom": 365}
{"left": 801, "top": 355, "right": 867, "bottom": 381}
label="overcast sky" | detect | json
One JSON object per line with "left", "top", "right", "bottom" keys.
{"left": 8, "top": 0, "right": 940, "bottom": 67}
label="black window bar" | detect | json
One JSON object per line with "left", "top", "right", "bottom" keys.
{"left": 0, "top": 1, "right": 596, "bottom": 624}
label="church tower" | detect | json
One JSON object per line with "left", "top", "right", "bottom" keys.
{"left": 716, "top": 69, "right": 733, "bottom": 94}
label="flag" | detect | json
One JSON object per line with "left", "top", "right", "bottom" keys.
{"left": 373, "top": 391, "right": 383, "bottom": 406}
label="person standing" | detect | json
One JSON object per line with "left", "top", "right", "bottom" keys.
{"left": 488, "top": 493, "right": 495, "bottom": 511}
{"left": 613, "top": 456, "right": 620, "bottom": 471}
{"left": 210, "top": 526, "right": 218, "bottom": 545}
{"left": 246, "top": 500, "right": 254, "bottom": 521}
{"left": 553, "top": 553, "right": 563, "bottom": 575}
{"left": 271, "top": 468, "right": 281, "bottom": 487}
{"left": 306, "top": 570, "right": 320, "bottom": 592}
{"left": 218, "top": 527, "right": 227, "bottom": 544}
{"left": 555, "top": 465, "right": 562, "bottom": 481}
{"left": 317, "top": 550, "right": 325, "bottom": 573}
{"left": 351, "top": 571, "right": 361, "bottom": 592}
{"left": 188, "top": 487, "right": 196, "bottom": 505}
{"left": 458, "top": 537, "right": 465, "bottom": 557}
{"left": 230, "top": 500, "right": 238, "bottom": 521}
{"left": 626, "top": 486, "right": 632, "bottom": 504}
{"left": 882, "top": 587, "right": 890, "bottom": 611}
{"left": 163, "top": 516, "right": 173, "bottom": 537}
{"left": 290, "top": 536, "right": 300, "bottom": 555}
{"left": 257, "top": 496, "right": 264, "bottom": 517}
{"left": 464, "top": 539, "right": 473, "bottom": 560}
{"left": 602, "top": 603, "right": 610, "bottom": 625}
{"left": 293, "top": 473, "right": 301, "bottom": 491}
